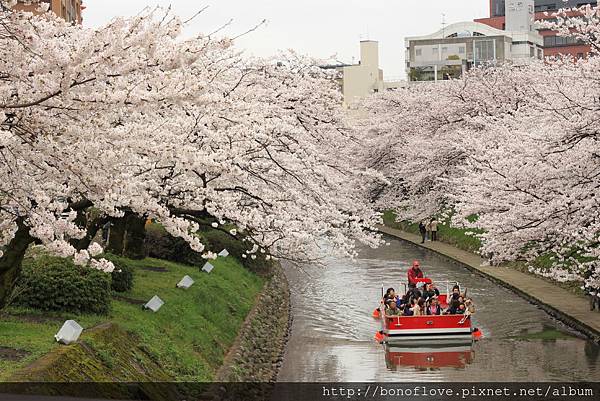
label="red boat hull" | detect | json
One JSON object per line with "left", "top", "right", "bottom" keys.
{"left": 381, "top": 314, "right": 473, "bottom": 343}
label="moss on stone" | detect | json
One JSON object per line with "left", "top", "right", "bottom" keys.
{"left": 10, "top": 323, "right": 180, "bottom": 400}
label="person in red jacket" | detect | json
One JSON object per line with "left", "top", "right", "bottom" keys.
{"left": 407, "top": 260, "right": 424, "bottom": 287}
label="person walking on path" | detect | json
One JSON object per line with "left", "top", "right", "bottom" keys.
{"left": 430, "top": 218, "right": 439, "bottom": 241}
{"left": 418, "top": 221, "right": 427, "bottom": 244}
{"left": 425, "top": 220, "right": 431, "bottom": 241}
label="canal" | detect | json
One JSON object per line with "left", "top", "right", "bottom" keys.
{"left": 279, "top": 235, "right": 600, "bottom": 382}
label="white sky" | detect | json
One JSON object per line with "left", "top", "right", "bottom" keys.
{"left": 83, "top": 1, "right": 489, "bottom": 80}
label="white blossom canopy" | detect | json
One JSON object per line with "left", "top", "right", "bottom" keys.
{"left": 356, "top": 3, "right": 600, "bottom": 288}
{"left": 0, "top": 1, "right": 383, "bottom": 273}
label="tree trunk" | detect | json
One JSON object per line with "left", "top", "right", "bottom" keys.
{"left": 72, "top": 215, "right": 109, "bottom": 251}
{"left": 123, "top": 214, "right": 146, "bottom": 260}
{"left": 0, "top": 218, "right": 34, "bottom": 308}
{"left": 107, "top": 217, "right": 126, "bottom": 255}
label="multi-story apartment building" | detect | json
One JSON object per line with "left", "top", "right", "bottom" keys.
{"left": 476, "top": 0, "right": 596, "bottom": 58}
{"left": 13, "top": 0, "right": 84, "bottom": 24}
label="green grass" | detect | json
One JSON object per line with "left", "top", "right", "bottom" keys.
{"left": 382, "top": 210, "right": 483, "bottom": 253}
{"left": 0, "top": 256, "right": 264, "bottom": 381}
{"left": 510, "top": 327, "right": 577, "bottom": 341}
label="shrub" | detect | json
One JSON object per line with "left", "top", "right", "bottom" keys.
{"left": 14, "top": 256, "right": 112, "bottom": 314}
{"left": 102, "top": 254, "right": 135, "bottom": 292}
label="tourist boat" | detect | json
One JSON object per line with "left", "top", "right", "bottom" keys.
{"left": 384, "top": 343, "right": 474, "bottom": 370}
{"left": 373, "top": 278, "right": 481, "bottom": 344}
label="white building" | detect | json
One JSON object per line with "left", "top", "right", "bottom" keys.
{"left": 405, "top": 0, "right": 542, "bottom": 82}
{"left": 324, "top": 41, "right": 405, "bottom": 107}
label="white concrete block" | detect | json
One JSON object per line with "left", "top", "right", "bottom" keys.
{"left": 54, "top": 320, "right": 83, "bottom": 345}
{"left": 202, "top": 262, "right": 215, "bottom": 273}
{"left": 144, "top": 295, "right": 164, "bottom": 312}
{"left": 176, "top": 275, "right": 195, "bottom": 289}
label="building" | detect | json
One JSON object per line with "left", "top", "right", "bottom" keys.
{"left": 13, "top": 0, "right": 84, "bottom": 24}
{"left": 324, "top": 41, "right": 405, "bottom": 106}
{"left": 405, "top": 20, "right": 543, "bottom": 82}
{"left": 476, "top": 0, "right": 596, "bottom": 58}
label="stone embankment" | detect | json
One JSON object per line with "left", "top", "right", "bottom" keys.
{"left": 206, "top": 264, "right": 292, "bottom": 401}
{"left": 216, "top": 264, "right": 291, "bottom": 382}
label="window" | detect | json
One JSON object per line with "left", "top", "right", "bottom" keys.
{"left": 538, "top": 48, "right": 543, "bottom": 59}
{"left": 577, "top": 52, "right": 585, "bottom": 59}
{"left": 535, "top": 4, "right": 557, "bottom": 12}
{"left": 544, "top": 36, "right": 556, "bottom": 47}
{"left": 492, "top": 0, "right": 506, "bottom": 17}
{"left": 459, "top": 46, "right": 465, "bottom": 54}
{"left": 442, "top": 47, "right": 448, "bottom": 53}
{"left": 415, "top": 49, "right": 422, "bottom": 56}
{"left": 432, "top": 47, "right": 438, "bottom": 54}
{"left": 545, "top": 35, "right": 582, "bottom": 47}
{"left": 474, "top": 39, "right": 495, "bottom": 62}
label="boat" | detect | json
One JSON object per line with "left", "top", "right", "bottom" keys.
{"left": 374, "top": 278, "right": 481, "bottom": 344}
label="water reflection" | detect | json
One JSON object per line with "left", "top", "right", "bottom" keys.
{"left": 279, "top": 236, "right": 600, "bottom": 382}
{"left": 384, "top": 343, "right": 475, "bottom": 371}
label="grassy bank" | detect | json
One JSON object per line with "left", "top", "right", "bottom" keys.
{"left": 0, "top": 255, "right": 264, "bottom": 382}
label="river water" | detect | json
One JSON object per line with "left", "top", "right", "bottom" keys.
{"left": 279, "top": 236, "right": 600, "bottom": 382}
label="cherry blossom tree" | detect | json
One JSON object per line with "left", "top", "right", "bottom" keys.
{"left": 357, "top": 5, "right": 600, "bottom": 288}
{"left": 0, "top": 2, "right": 382, "bottom": 306}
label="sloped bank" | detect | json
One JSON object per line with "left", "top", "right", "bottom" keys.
{"left": 8, "top": 323, "right": 181, "bottom": 400}
{"left": 2, "top": 259, "right": 291, "bottom": 401}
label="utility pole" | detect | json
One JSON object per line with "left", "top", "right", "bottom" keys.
{"left": 441, "top": 13, "right": 446, "bottom": 38}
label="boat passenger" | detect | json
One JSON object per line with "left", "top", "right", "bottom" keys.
{"left": 407, "top": 260, "right": 424, "bottom": 286}
{"left": 412, "top": 298, "right": 425, "bottom": 316}
{"left": 404, "top": 299, "right": 415, "bottom": 316}
{"left": 464, "top": 298, "right": 475, "bottom": 314}
{"left": 456, "top": 303, "right": 466, "bottom": 314}
{"left": 445, "top": 299, "right": 461, "bottom": 315}
{"left": 385, "top": 300, "right": 402, "bottom": 316}
{"left": 450, "top": 284, "right": 461, "bottom": 301}
{"left": 384, "top": 288, "right": 402, "bottom": 308}
{"left": 422, "top": 283, "right": 439, "bottom": 300}
{"left": 406, "top": 283, "right": 422, "bottom": 302}
{"left": 384, "top": 288, "right": 395, "bottom": 303}
{"left": 427, "top": 297, "right": 442, "bottom": 315}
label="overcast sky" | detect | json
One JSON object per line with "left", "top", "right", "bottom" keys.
{"left": 84, "top": 1, "right": 489, "bottom": 80}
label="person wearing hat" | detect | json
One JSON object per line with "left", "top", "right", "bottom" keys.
{"left": 407, "top": 260, "right": 424, "bottom": 287}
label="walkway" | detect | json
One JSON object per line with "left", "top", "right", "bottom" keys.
{"left": 378, "top": 225, "right": 600, "bottom": 343}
